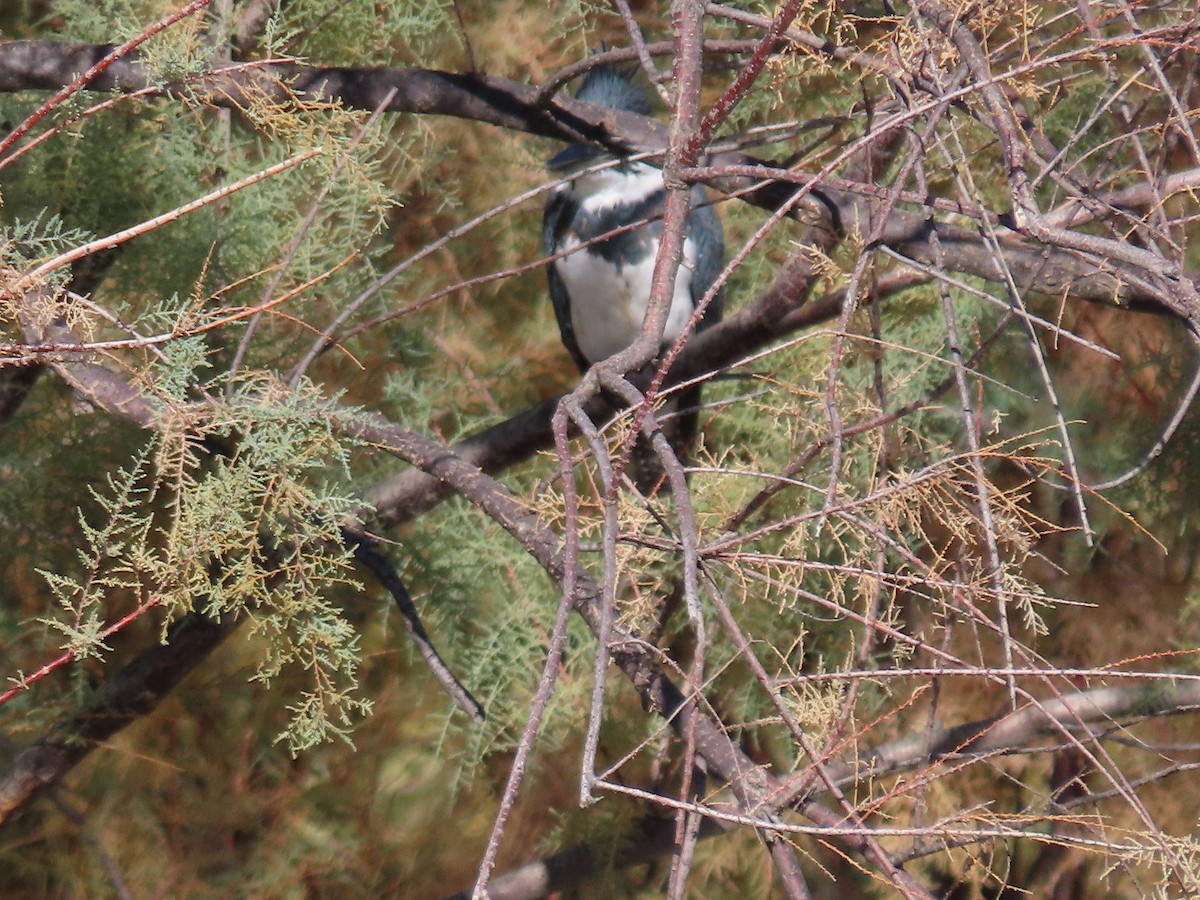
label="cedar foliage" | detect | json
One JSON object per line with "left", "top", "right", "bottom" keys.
{"left": 1, "top": 1, "right": 1200, "bottom": 897}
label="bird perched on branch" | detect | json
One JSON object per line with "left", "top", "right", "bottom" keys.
{"left": 543, "top": 62, "right": 724, "bottom": 493}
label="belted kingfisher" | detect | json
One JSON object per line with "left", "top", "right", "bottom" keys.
{"left": 543, "top": 63, "right": 724, "bottom": 490}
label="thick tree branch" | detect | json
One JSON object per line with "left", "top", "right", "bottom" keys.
{"left": 5, "top": 281, "right": 933, "bottom": 895}
{"left": 342, "top": 410, "right": 935, "bottom": 899}
{"left": 4, "top": 23, "right": 1199, "bottom": 895}
{"left": 464, "top": 674, "right": 1200, "bottom": 899}
{"left": 0, "top": 284, "right": 484, "bottom": 822}
{"left": 0, "top": 40, "right": 1192, "bottom": 317}
{"left": 0, "top": 611, "right": 236, "bottom": 821}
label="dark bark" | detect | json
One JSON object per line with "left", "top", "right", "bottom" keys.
{"left": 0, "top": 611, "right": 236, "bottom": 821}
{"left": 0, "top": 40, "right": 1191, "bottom": 315}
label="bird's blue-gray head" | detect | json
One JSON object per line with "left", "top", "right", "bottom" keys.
{"left": 548, "top": 64, "right": 652, "bottom": 173}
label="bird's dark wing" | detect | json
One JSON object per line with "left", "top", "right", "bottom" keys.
{"left": 543, "top": 188, "right": 591, "bottom": 373}
{"left": 686, "top": 184, "right": 725, "bottom": 330}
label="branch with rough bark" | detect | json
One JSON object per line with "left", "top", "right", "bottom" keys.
{"left": 460, "top": 674, "right": 1200, "bottom": 900}
{"left": 5, "top": 10, "right": 1200, "bottom": 895}
{"left": 1, "top": 39, "right": 1194, "bottom": 318}
{"left": 4, "top": 279, "right": 937, "bottom": 897}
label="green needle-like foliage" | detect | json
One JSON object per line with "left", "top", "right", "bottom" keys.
{"left": 2, "top": 0, "right": 1200, "bottom": 897}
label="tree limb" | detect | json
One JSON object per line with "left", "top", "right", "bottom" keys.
{"left": 0, "top": 610, "right": 236, "bottom": 822}
{"left": 461, "top": 674, "right": 1200, "bottom": 899}
{"left": 0, "top": 40, "right": 1193, "bottom": 316}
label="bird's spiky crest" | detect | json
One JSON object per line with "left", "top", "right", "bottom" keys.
{"left": 573, "top": 62, "right": 653, "bottom": 116}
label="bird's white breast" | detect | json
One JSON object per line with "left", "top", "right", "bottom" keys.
{"left": 555, "top": 165, "right": 699, "bottom": 364}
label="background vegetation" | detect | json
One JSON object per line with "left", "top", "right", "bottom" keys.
{"left": 1, "top": 0, "right": 1199, "bottom": 897}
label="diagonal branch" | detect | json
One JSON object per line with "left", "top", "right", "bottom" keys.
{"left": 0, "top": 40, "right": 1193, "bottom": 317}
{"left": 5, "top": 274, "right": 934, "bottom": 894}
{"left": 462, "top": 674, "right": 1200, "bottom": 899}
{"left": 0, "top": 610, "right": 236, "bottom": 821}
